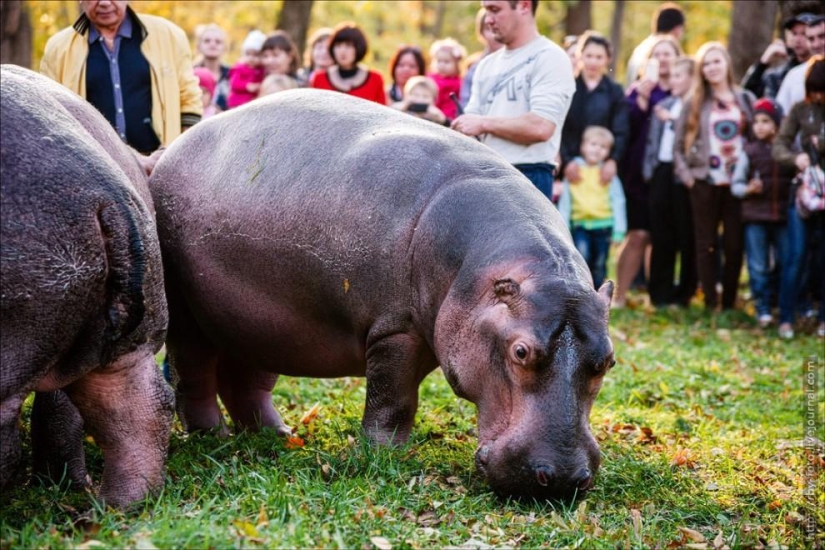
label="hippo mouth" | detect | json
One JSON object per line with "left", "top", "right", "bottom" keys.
{"left": 474, "top": 442, "right": 595, "bottom": 501}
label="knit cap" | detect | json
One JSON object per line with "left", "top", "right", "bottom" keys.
{"left": 241, "top": 30, "right": 267, "bottom": 54}
{"left": 752, "top": 98, "right": 782, "bottom": 127}
{"left": 194, "top": 67, "right": 216, "bottom": 97}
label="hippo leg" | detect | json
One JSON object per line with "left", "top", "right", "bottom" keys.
{"left": 362, "top": 333, "right": 431, "bottom": 444}
{"left": 166, "top": 294, "right": 224, "bottom": 433}
{"left": 0, "top": 393, "right": 25, "bottom": 490}
{"left": 64, "top": 351, "right": 174, "bottom": 508}
{"left": 31, "top": 390, "right": 90, "bottom": 488}
{"left": 217, "top": 364, "right": 290, "bottom": 435}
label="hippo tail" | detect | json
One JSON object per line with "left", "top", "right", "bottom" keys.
{"left": 97, "top": 197, "right": 147, "bottom": 344}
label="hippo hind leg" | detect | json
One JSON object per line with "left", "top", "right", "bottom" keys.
{"left": 65, "top": 351, "right": 174, "bottom": 508}
{"left": 31, "top": 390, "right": 90, "bottom": 488}
{"left": 216, "top": 363, "right": 291, "bottom": 436}
{"left": 166, "top": 289, "right": 225, "bottom": 433}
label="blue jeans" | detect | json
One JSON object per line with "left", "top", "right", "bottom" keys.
{"left": 514, "top": 163, "right": 555, "bottom": 202}
{"left": 779, "top": 203, "right": 808, "bottom": 324}
{"left": 744, "top": 222, "right": 787, "bottom": 316}
{"left": 572, "top": 226, "right": 612, "bottom": 289}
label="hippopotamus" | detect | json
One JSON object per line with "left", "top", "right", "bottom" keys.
{"left": 151, "top": 89, "right": 615, "bottom": 500}
{"left": 0, "top": 66, "right": 173, "bottom": 507}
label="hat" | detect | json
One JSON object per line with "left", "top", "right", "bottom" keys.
{"left": 241, "top": 30, "right": 267, "bottom": 53}
{"left": 752, "top": 98, "right": 783, "bottom": 127}
{"left": 784, "top": 12, "right": 825, "bottom": 29}
{"left": 194, "top": 67, "right": 216, "bottom": 97}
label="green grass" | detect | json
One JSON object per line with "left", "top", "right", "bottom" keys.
{"left": 2, "top": 294, "right": 823, "bottom": 548}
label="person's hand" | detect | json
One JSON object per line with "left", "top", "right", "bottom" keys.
{"left": 247, "top": 82, "right": 261, "bottom": 93}
{"left": 760, "top": 39, "right": 788, "bottom": 65}
{"left": 552, "top": 181, "right": 564, "bottom": 203}
{"left": 451, "top": 114, "right": 486, "bottom": 136}
{"left": 425, "top": 104, "right": 447, "bottom": 124}
{"left": 563, "top": 161, "right": 581, "bottom": 183}
{"left": 796, "top": 153, "right": 811, "bottom": 172}
{"left": 654, "top": 104, "right": 671, "bottom": 122}
{"left": 683, "top": 178, "right": 695, "bottom": 189}
{"left": 746, "top": 178, "right": 763, "bottom": 194}
{"left": 600, "top": 159, "right": 617, "bottom": 185}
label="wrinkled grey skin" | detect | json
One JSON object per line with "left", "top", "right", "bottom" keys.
{"left": 0, "top": 66, "right": 173, "bottom": 508}
{"left": 152, "top": 89, "right": 615, "bottom": 501}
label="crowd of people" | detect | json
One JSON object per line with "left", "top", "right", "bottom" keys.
{"left": 40, "top": 0, "right": 824, "bottom": 339}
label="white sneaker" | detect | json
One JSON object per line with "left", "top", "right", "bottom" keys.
{"left": 818, "top": 323, "right": 825, "bottom": 338}
{"left": 757, "top": 314, "right": 773, "bottom": 328}
{"left": 778, "top": 323, "right": 794, "bottom": 339}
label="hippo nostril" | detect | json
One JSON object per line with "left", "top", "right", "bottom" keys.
{"left": 476, "top": 445, "right": 490, "bottom": 465}
{"left": 574, "top": 467, "right": 592, "bottom": 490}
{"left": 535, "top": 465, "right": 554, "bottom": 487}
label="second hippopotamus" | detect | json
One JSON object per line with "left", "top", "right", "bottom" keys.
{"left": 150, "top": 89, "right": 616, "bottom": 500}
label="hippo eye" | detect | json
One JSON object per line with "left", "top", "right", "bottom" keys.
{"left": 512, "top": 343, "right": 530, "bottom": 363}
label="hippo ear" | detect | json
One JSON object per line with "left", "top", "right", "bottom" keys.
{"left": 494, "top": 279, "right": 521, "bottom": 303}
{"left": 597, "top": 280, "right": 614, "bottom": 306}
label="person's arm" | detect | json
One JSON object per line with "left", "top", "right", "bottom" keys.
{"left": 672, "top": 98, "right": 694, "bottom": 188}
{"left": 773, "top": 105, "right": 803, "bottom": 168}
{"left": 453, "top": 112, "right": 555, "bottom": 144}
{"left": 174, "top": 27, "right": 203, "bottom": 130}
{"left": 609, "top": 176, "right": 627, "bottom": 242}
{"left": 730, "top": 150, "right": 752, "bottom": 198}
{"left": 740, "top": 62, "right": 767, "bottom": 98}
{"left": 371, "top": 71, "right": 387, "bottom": 106}
{"left": 229, "top": 66, "right": 251, "bottom": 93}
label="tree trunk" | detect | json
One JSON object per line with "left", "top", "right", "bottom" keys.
{"left": 276, "top": 0, "right": 314, "bottom": 62}
{"left": 0, "top": 0, "right": 32, "bottom": 69}
{"left": 729, "top": 0, "right": 778, "bottom": 81}
{"left": 432, "top": 0, "right": 448, "bottom": 39}
{"left": 609, "top": 0, "right": 625, "bottom": 76}
{"left": 565, "top": 0, "right": 592, "bottom": 37}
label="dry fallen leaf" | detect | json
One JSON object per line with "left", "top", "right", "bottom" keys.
{"left": 370, "top": 535, "right": 392, "bottom": 550}
{"left": 300, "top": 402, "right": 321, "bottom": 425}
{"left": 678, "top": 526, "right": 706, "bottom": 543}
{"left": 630, "top": 509, "right": 642, "bottom": 539}
{"left": 671, "top": 448, "right": 695, "bottom": 468}
{"left": 285, "top": 435, "right": 305, "bottom": 449}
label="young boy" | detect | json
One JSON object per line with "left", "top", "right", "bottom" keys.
{"left": 643, "top": 56, "right": 696, "bottom": 307}
{"left": 731, "top": 98, "right": 796, "bottom": 329}
{"left": 558, "top": 126, "right": 627, "bottom": 289}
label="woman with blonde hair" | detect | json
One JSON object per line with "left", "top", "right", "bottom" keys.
{"left": 674, "top": 42, "right": 756, "bottom": 311}
{"left": 194, "top": 23, "right": 230, "bottom": 112}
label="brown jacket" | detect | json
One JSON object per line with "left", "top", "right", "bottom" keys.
{"left": 773, "top": 101, "right": 825, "bottom": 168}
{"left": 673, "top": 89, "right": 756, "bottom": 186}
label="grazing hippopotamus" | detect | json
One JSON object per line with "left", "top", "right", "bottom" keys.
{"left": 0, "top": 66, "right": 173, "bottom": 507}
{"left": 151, "top": 89, "right": 615, "bottom": 500}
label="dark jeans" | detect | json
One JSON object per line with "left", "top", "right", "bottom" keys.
{"left": 572, "top": 226, "right": 612, "bottom": 289}
{"left": 648, "top": 162, "right": 696, "bottom": 306}
{"left": 744, "top": 222, "right": 787, "bottom": 316}
{"left": 514, "top": 163, "right": 555, "bottom": 202}
{"left": 689, "top": 180, "right": 744, "bottom": 309}
{"left": 780, "top": 204, "right": 824, "bottom": 323}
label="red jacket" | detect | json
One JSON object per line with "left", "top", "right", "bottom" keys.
{"left": 311, "top": 68, "right": 386, "bottom": 105}
{"left": 429, "top": 73, "right": 461, "bottom": 120}
{"left": 228, "top": 62, "right": 264, "bottom": 109}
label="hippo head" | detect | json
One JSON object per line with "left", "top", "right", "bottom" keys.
{"left": 435, "top": 263, "right": 614, "bottom": 501}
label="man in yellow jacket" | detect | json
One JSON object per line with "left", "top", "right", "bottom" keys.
{"left": 41, "top": 0, "right": 202, "bottom": 153}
